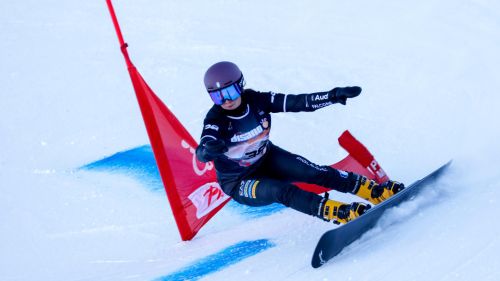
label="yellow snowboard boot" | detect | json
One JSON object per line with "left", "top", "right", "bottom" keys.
{"left": 320, "top": 199, "right": 371, "bottom": 224}
{"left": 352, "top": 175, "right": 405, "bottom": 205}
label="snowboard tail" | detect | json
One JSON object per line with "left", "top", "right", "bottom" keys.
{"left": 311, "top": 161, "right": 452, "bottom": 268}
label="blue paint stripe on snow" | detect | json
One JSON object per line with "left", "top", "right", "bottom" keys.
{"left": 226, "top": 200, "right": 284, "bottom": 219}
{"left": 154, "top": 239, "right": 275, "bottom": 281}
{"left": 80, "top": 146, "right": 285, "bottom": 218}
{"left": 80, "top": 145, "right": 163, "bottom": 192}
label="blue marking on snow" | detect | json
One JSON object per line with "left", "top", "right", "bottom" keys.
{"left": 227, "top": 200, "right": 284, "bottom": 219}
{"left": 81, "top": 145, "right": 164, "bottom": 192}
{"left": 81, "top": 145, "right": 285, "bottom": 217}
{"left": 154, "top": 239, "right": 275, "bottom": 281}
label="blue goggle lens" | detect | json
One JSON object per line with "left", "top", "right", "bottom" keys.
{"left": 209, "top": 83, "right": 242, "bottom": 105}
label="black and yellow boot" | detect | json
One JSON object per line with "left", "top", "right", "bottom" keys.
{"left": 351, "top": 174, "right": 405, "bottom": 204}
{"left": 320, "top": 199, "right": 371, "bottom": 224}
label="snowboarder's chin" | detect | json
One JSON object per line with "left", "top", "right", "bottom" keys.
{"left": 221, "top": 98, "right": 241, "bottom": 110}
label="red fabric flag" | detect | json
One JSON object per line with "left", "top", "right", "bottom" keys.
{"left": 130, "top": 70, "right": 229, "bottom": 241}
{"left": 297, "top": 130, "right": 390, "bottom": 193}
{"left": 106, "top": 0, "right": 229, "bottom": 241}
{"left": 338, "top": 130, "right": 390, "bottom": 183}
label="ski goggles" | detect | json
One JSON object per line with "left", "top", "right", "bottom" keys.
{"left": 208, "top": 83, "right": 243, "bottom": 105}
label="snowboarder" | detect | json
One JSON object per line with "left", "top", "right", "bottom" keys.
{"left": 196, "top": 61, "right": 404, "bottom": 224}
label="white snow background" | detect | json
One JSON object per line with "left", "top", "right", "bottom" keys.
{"left": 1, "top": 0, "right": 500, "bottom": 280}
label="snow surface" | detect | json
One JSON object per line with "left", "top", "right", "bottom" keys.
{"left": 1, "top": 0, "right": 500, "bottom": 280}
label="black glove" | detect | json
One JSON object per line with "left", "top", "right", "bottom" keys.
{"left": 329, "top": 86, "right": 362, "bottom": 105}
{"left": 198, "top": 139, "right": 228, "bottom": 162}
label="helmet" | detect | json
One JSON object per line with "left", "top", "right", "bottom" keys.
{"left": 203, "top": 61, "right": 245, "bottom": 92}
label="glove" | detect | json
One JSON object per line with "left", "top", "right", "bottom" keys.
{"left": 329, "top": 86, "right": 362, "bottom": 105}
{"left": 199, "top": 139, "right": 228, "bottom": 162}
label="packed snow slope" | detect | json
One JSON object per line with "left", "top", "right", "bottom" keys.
{"left": 1, "top": 0, "right": 500, "bottom": 280}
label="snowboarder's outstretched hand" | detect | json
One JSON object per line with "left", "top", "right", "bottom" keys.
{"left": 329, "top": 86, "right": 362, "bottom": 105}
{"left": 201, "top": 139, "right": 228, "bottom": 161}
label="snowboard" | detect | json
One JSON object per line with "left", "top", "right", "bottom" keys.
{"left": 311, "top": 161, "right": 452, "bottom": 268}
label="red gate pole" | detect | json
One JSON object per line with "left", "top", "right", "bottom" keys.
{"left": 105, "top": 0, "right": 134, "bottom": 68}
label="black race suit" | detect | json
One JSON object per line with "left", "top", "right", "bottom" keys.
{"left": 196, "top": 89, "right": 356, "bottom": 219}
